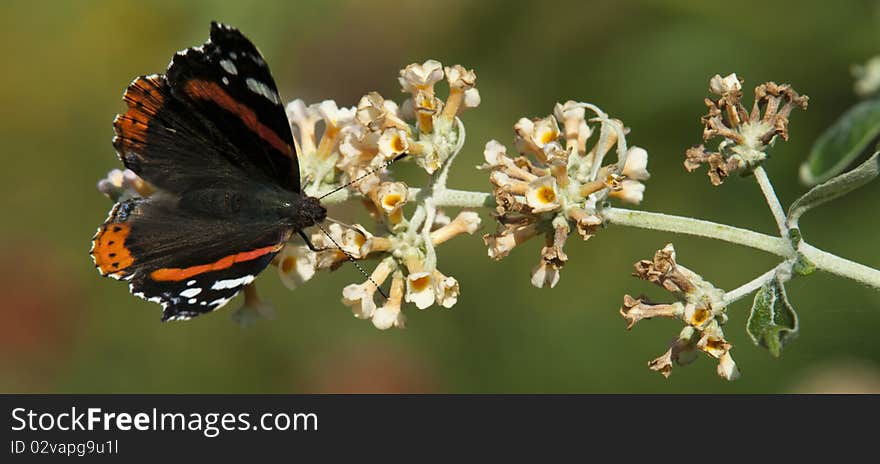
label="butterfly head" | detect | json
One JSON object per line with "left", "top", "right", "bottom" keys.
{"left": 293, "top": 195, "right": 327, "bottom": 230}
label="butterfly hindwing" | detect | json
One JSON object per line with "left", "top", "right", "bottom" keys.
{"left": 91, "top": 195, "right": 290, "bottom": 320}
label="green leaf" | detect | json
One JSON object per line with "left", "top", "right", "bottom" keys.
{"left": 747, "top": 277, "right": 799, "bottom": 358}
{"left": 792, "top": 252, "right": 817, "bottom": 276}
{"left": 788, "top": 152, "right": 880, "bottom": 228}
{"left": 801, "top": 98, "right": 880, "bottom": 186}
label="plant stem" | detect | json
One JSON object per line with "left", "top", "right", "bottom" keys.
{"left": 753, "top": 166, "right": 789, "bottom": 236}
{"left": 601, "top": 207, "right": 791, "bottom": 256}
{"left": 799, "top": 242, "right": 880, "bottom": 289}
{"left": 722, "top": 264, "right": 787, "bottom": 305}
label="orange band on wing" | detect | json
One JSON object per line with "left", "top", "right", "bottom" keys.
{"left": 114, "top": 75, "right": 167, "bottom": 154}
{"left": 92, "top": 223, "right": 135, "bottom": 278}
{"left": 149, "top": 244, "right": 283, "bottom": 282}
{"left": 183, "top": 79, "right": 293, "bottom": 157}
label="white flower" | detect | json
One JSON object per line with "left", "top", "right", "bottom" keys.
{"left": 399, "top": 60, "right": 444, "bottom": 95}
{"left": 405, "top": 271, "right": 435, "bottom": 309}
{"left": 276, "top": 245, "right": 316, "bottom": 290}
{"left": 554, "top": 100, "right": 586, "bottom": 123}
{"left": 372, "top": 274, "right": 406, "bottom": 330}
{"left": 609, "top": 179, "right": 646, "bottom": 205}
{"left": 717, "top": 351, "right": 740, "bottom": 381}
{"left": 433, "top": 271, "right": 460, "bottom": 308}
{"left": 621, "top": 146, "right": 650, "bottom": 181}
{"left": 482, "top": 140, "right": 507, "bottom": 167}
{"left": 286, "top": 99, "right": 321, "bottom": 154}
{"left": 525, "top": 176, "right": 561, "bottom": 213}
{"left": 377, "top": 128, "right": 410, "bottom": 159}
{"left": 530, "top": 259, "right": 560, "bottom": 289}
{"left": 373, "top": 181, "right": 408, "bottom": 216}
{"left": 341, "top": 259, "right": 395, "bottom": 319}
{"left": 342, "top": 282, "right": 378, "bottom": 319}
{"left": 444, "top": 64, "right": 476, "bottom": 90}
{"left": 463, "top": 88, "right": 481, "bottom": 109}
{"left": 317, "top": 100, "right": 355, "bottom": 129}
{"left": 709, "top": 73, "right": 742, "bottom": 95}
{"left": 431, "top": 211, "right": 481, "bottom": 245}
{"left": 514, "top": 116, "right": 560, "bottom": 159}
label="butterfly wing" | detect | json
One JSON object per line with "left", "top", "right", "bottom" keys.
{"left": 91, "top": 195, "right": 290, "bottom": 321}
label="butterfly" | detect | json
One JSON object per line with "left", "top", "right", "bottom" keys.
{"left": 90, "top": 22, "right": 327, "bottom": 321}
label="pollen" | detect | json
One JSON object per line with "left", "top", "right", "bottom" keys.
{"left": 539, "top": 130, "right": 556, "bottom": 145}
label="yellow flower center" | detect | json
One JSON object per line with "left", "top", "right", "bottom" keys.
{"left": 281, "top": 257, "right": 296, "bottom": 273}
{"left": 536, "top": 186, "right": 556, "bottom": 204}
{"left": 539, "top": 129, "right": 557, "bottom": 145}
{"left": 391, "top": 135, "right": 406, "bottom": 153}
{"left": 383, "top": 193, "right": 403, "bottom": 210}
{"left": 705, "top": 338, "right": 725, "bottom": 352}
{"left": 691, "top": 308, "right": 710, "bottom": 326}
{"left": 410, "top": 275, "right": 431, "bottom": 292}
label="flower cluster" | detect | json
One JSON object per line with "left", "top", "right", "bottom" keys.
{"left": 287, "top": 59, "right": 479, "bottom": 198}
{"left": 276, "top": 60, "right": 482, "bottom": 329}
{"left": 619, "top": 244, "right": 739, "bottom": 381}
{"left": 481, "top": 102, "right": 650, "bottom": 288}
{"left": 684, "top": 74, "right": 808, "bottom": 185}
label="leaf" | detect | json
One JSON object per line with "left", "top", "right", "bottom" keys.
{"left": 747, "top": 277, "right": 799, "bottom": 358}
{"left": 788, "top": 152, "right": 880, "bottom": 228}
{"left": 801, "top": 98, "right": 880, "bottom": 186}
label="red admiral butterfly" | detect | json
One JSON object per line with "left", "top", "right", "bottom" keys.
{"left": 91, "top": 22, "right": 326, "bottom": 321}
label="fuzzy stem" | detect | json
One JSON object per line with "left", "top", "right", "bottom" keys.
{"left": 601, "top": 207, "right": 791, "bottom": 256}
{"left": 799, "top": 242, "right": 880, "bottom": 289}
{"left": 722, "top": 264, "right": 788, "bottom": 306}
{"left": 753, "top": 166, "right": 789, "bottom": 237}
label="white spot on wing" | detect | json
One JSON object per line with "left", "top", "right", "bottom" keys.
{"left": 246, "top": 78, "right": 281, "bottom": 105}
{"left": 180, "top": 287, "right": 202, "bottom": 298}
{"left": 219, "top": 59, "right": 238, "bottom": 75}
{"left": 211, "top": 275, "right": 255, "bottom": 290}
{"left": 187, "top": 280, "right": 196, "bottom": 286}
{"left": 222, "top": 76, "right": 229, "bottom": 85}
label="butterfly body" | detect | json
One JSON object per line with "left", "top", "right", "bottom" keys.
{"left": 91, "top": 22, "right": 322, "bottom": 321}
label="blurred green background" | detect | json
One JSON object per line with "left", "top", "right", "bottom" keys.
{"left": 2, "top": 0, "right": 880, "bottom": 393}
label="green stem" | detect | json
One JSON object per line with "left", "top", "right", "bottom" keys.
{"left": 753, "top": 166, "right": 789, "bottom": 237}
{"left": 799, "top": 242, "right": 880, "bottom": 289}
{"left": 601, "top": 207, "right": 791, "bottom": 256}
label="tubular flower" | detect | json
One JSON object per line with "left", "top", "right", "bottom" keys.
{"left": 481, "top": 102, "right": 650, "bottom": 287}
{"left": 620, "top": 244, "right": 739, "bottom": 381}
{"left": 684, "top": 73, "right": 808, "bottom": 185}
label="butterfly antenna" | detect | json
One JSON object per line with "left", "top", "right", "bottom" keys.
{"left": 318, "top": 153, "right": 407, "bottom": 200}
{"left": 314, "top": 223, "right": 388, "bottom": 299}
